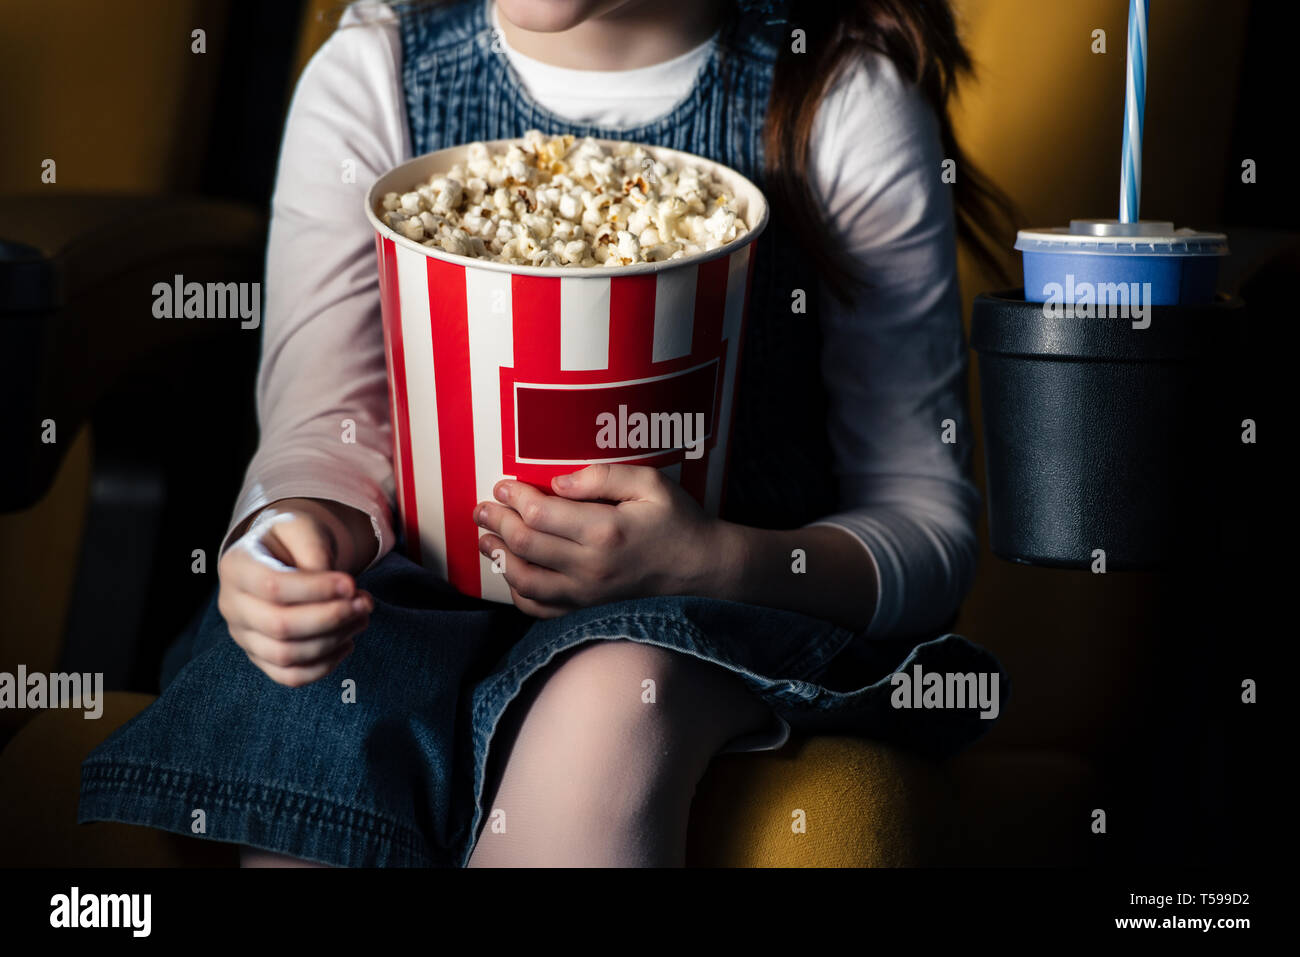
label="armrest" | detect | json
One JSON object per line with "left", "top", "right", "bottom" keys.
{"left": 0, "top": 193, "right": 267, "bottom": 510}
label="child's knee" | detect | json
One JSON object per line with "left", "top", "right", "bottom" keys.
{"left": 525, "top": 639, "right": 770, "bottom": 762}
{"left": 525, "top": 641, "right": 677, "bottom": 745}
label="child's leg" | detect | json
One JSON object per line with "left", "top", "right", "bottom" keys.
{"left": 466, "top": 640, "right": 775, "bottom": 867}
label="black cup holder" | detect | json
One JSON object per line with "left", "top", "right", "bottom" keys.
{"left": 970, "top": 289, "right": 1247, "bottom": 569}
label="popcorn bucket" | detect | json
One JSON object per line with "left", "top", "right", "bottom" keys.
{"left": 365, "top": 139, "right": 769, "bottom": 603}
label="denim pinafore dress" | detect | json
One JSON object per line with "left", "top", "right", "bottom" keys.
{"left": 77, "top": 0, "right": 1009, "bottom": 867}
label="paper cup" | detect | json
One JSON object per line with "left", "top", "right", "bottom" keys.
{"left": 1016, "top": 220, "right": 1228, "bottom": 306}
{"left": 365, "top": 139, "right": 769, "bottom": 604}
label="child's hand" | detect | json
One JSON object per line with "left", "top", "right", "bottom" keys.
{"left": 473, "top": 465, "right": 723, "bottom": 618}
{"left": 217, "top": 498, "right": 375, "bottom": 687}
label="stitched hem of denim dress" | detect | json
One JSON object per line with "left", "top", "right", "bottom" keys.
{"left": 78, "top": 763, "right": 434, "bottom": 867}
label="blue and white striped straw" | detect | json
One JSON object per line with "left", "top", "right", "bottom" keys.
{"left": 1120, "top": 0, "right": 1149, "bottom": 223}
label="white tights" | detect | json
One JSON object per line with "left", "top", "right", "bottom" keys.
{"left": 241, "top": 640, "right": 773, "bottom": 868}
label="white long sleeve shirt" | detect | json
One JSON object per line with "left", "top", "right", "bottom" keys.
{"left": 222, "top": 0, "right": 980, "bottom": 641}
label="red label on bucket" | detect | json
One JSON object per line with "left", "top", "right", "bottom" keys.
{"left": 512, "top": 360, "right": 719, "bottom": 464}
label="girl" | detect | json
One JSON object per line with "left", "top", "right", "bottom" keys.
{"left": 79, "top": 0, "right": 1011, "bottom": 867}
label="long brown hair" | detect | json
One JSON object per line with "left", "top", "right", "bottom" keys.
{"left": 763, "top": 0, "right": 1015, "bottom": 303}
{"left": 363, "top": 0, "right": 1016, "bottom": 300}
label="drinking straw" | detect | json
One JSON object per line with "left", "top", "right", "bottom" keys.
{"left": 1120, "top": 0, "right": 1149, "bottom": 223}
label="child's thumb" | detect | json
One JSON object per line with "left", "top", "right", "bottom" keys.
{"left": 274, "top": 516, "right": 338, "bottom": 572}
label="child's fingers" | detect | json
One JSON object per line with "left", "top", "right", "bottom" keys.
{"left": 475, "top": 503, "right": 583, "bottom": 569}
{"left": 488, "top": 480, "right": 611, "bottom": 542}
{"left": 480, "top": 536, "right": 581, "bottom": 607}
{"left": 235, "top": 593, "right": 372, "bottom": 642}
{"left": 237, "top": 624, "right": 362, "bottom": 669}
{"left": 507, "top": 584, "right": 570, "bottom": 619}
{"left": 222, "top": 545, "right": 354, "bottom": 604}
{"left": 551, "top": 463, "right": 664, "bottom": 503}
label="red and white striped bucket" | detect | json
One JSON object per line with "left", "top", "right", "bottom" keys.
{"left": 366, "top": 139, "right": 768, "bottom": 604}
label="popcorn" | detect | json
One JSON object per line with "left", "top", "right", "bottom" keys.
{"left": 558, "top": 192, "right": 581, "bottom": 221}
{"left": 704, "top": 206, "right": 740, "bottom": 246}
{"left": 381, "top": 132, "right": 748, "bottom": 267}
{"left": 613, "top": 229, "right": 640, "bottom": 267}
{"left": 561, "top": 239, "right": 590, "bottom": 264}
{"left": 432, "top": 178, "right": 463, "bottom": 212}
{"left": 644, "top": 242, "right": 683, "bottom": 263}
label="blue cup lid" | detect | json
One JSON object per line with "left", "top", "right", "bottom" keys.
{"left": 1015, "top": 220, "right": 1229, "bottom": 256}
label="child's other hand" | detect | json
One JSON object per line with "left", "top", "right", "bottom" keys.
{"left": 217, "top": 498, "right": 374, "bottom": 687}
{"left": 473, "top": 465, "right": 721, "bottom": 618}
